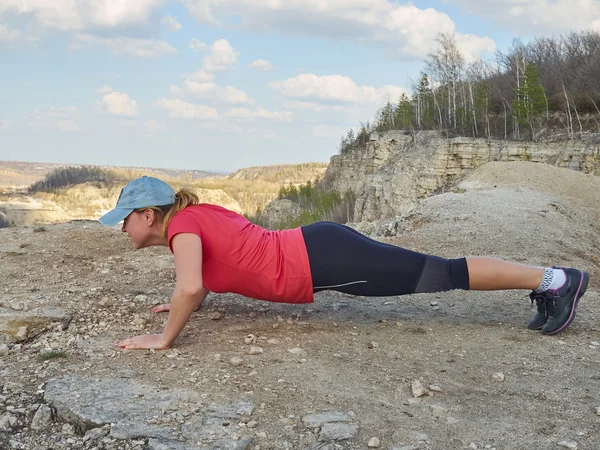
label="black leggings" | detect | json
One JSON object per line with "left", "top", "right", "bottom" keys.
{"left": 301, "top": 222, "right": 470, "bottom": 296}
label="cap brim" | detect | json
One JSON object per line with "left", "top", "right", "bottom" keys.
{"left": 98, "top": 208, "right": 134, "bottom": 226}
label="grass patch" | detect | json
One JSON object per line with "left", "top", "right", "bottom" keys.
{"left": 39, "top": 350, "right": 68, "bottom": 361}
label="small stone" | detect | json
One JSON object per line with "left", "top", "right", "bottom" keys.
{"left": 245, "top": 334, "right": 257, "bottom": 344}
{"left": 595, "top": 406, "right": 600, "bottom": 416}
{"left": 132, "top": 317, "right": 146, "bottom": 326}
{"left": 256, "top": 431, "right": 267, "bottom": 438}
{"left": 430, "top": 301, "right": 438, "bottom": 306}
{"left": 31, "top": 404, "right": 52, "bottom": 430}
{"left": 368, "top": 437, "right": 380, "bottom": 447}
{"left": 469, "top": 443, "right": 478, "bottom": 449}
{"left": 411, "top": 379, "right": 431, "bottom": 398}
{"left": 591, "top": 341, "right": 600, "bottom": 346}
{"left": 267, "top": 339, "right": 279, "bottom": 344}
{"left": 230, "top": 357, "right": 244, "bottom": 366}
{"left": 134, "top": 295, "right": 148, "bottom": 302}
{"left": 557, "top": 440, "right": 578, "bottom": 449}
{"left": 0, "top": 344, "right": 9, "bottom": 356}
{"left": 0, "top": 413, "right": 18, "bottom": 430}
{"left": 368, "top": 342, "right": 379, "bottom": 349}
{"left": 429, "top": 385, "right": 442, "bottom": 392}
{"left": 287, "top": 347, "right": 304, "bottom": 355}
{"left": 247, "top": 420, "right": 258, "bottom": 428}
{"left": 209, "top": 312, "right": 222, "bottom": 320}
{"left": 248, "top": 346, "right": 263, "bottom": 355}
{"left": 83, "top": 426, "right": 109, "bottom": 441}
{"left": 491, "top": 372, "right": 505, "bottom": 382}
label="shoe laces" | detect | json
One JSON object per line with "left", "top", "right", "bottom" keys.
{"left": 529, "top": 291, "right": 558, "bottom": 317}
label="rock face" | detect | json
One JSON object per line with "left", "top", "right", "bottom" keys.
{"left": 320, "top": 131, "right": 600, "bottom": 222}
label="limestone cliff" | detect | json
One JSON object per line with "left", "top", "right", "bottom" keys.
{"left": 320, "top": 131, "right": 600, "bottom": 222}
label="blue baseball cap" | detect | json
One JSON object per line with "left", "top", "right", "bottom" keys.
{"left": 98, "top": 176, "right": 175, "bottom": 226}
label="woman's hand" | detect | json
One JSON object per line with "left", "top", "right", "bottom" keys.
{"left": 151, "top": 302, "right": 203, "bottom": 313}
{"left": 116, "top": 334, "right": 170, "bottom": 350}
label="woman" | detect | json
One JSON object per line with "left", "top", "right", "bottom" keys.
{"left": 98, "top": 176, "right": 589, "bottom": 350}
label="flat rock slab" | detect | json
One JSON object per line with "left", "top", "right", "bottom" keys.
{"left": 44, "top": 375, "right": 253, "bottom": 449}
{"left": 0, "top": 307, "right": 72, "bottom": 343}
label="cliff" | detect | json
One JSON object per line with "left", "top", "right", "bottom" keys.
{"left": 320, "top": 131, "right": 600, "bottom": 222}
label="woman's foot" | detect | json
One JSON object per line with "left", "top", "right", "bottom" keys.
{"left": 528, "top": 267, "right": 589, "bottom": 335}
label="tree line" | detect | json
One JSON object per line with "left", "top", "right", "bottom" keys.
{"left": 340, "top": 30, "right": 600, "bottom": 153}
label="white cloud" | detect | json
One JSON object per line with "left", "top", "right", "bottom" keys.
{"left": 189, "top": 70, "right": 214, "bottom": 82}
{"left": 73, "top": 34, "right": 176, "bottom": 58}
{"left": 154, "top": 98, "right": 220, "bottom": 119}
{"left": 0, "top": 0, "right": 166, "bottom": 32}
{"left": 100, "top": 91, "right": 139, "bottom": 117}
{"left": 96, "top": 85, "right": 113, "bottom": 95}
{"left": 27, "top": 106, "right": 80, "bottom": 132}
{"left": 189, "top": 38, "right": 208, "bottom": 52}
{"left": 117, "top": 119, "right": 137, "bottom": 128}
{"left": 284, "top": 101, "right": 358, "bottom": 114}
{"left": 249, "top": 59, "right": 274, "bottom": 71}
{"left": 225, "top": 107, "right": 293, "bottom": 121}
{"left": 145, "top": 119, "right": 166, "bottom": 132}
{"left": 0, "top": 119, "right": 12, "bottom": 131}
{"left": 202, "top": 38, "right": 239, "bottom": 72}
{"left": 0, "top": 23, "right": 20, "bottom": 42}
{"left": 270, "top": 74, "right": 407, "bottom": 104}
{"left": 184, "top": 0, "right": 495, "bottom": 59}
{"left": 201, "top": 122, "right": 242, "bottom": 132}
{"left": 445, "top": 0, "right": 600, "bottom": 34}
{"left": 161, "top": 15, "right": 182, "bottom": 31}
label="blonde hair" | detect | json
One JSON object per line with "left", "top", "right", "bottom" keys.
{"left": 134, "top": 187, "right": 199, "bottom": 238}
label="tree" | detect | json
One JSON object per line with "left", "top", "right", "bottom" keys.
{"left": 394, "top": 93, "right": 414, "bottom": 130}
{"left": 512, "top": 63, "right": 547, "bottom": 140}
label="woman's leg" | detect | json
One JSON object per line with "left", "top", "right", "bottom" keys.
{"left": 466, "top": 257, "right": 544, "bottom": 290}
{"left": 301, "top": 222, "right": 589, "bottom": 335}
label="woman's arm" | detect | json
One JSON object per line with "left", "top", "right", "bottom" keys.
{"left": 117, "top": 233, "right": 204, "bottom": 350}
{"left": 160, "top": 233, "right": 205, "bottom": 347}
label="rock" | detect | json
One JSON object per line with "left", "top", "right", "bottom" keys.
{"left": 209, "top": 312, "right": 222, "bottom": 320}
{"left": 557, "top": 440, "right": 578, "bottom": 449}
{"left": 83, "top": 426, "right": 110, "bottom": 441}
{"left": 0, "top": 307, "right": 72, "bottom": 343}
{"left": 246, "top": 420, "right": 258, "bottom": 428}
{"left": 248, "top": 346, "right": 263, "bottom": 355}
{"left": 411, "top": 380, "right": 431, "bottom": 398}
{"left": 0, "top": 343, "right": 9, "bottom": 355}
{"left": 231, "top": 356, "right": 244, "bottom": 366}
{"left": 491, "top": 372, "right": 505, "bottom": 382}
{"left": 429, "top": 385, "right": 442, "bottom": 392}
{"left": 287, "top": 347, "right": 304, "bottom": 355}
{"left": 134, "top": 295, "right": 148, "bottom": 302}
{"left": 368, "top": 437, "right": 380, "bottom": 447}
{"left": 267, "top": 339, "right": 279, "bottom": 344}
{"left": 244, "top": 335, "right": 257, "bottom": 344}
{"left": 319, "top": 423, "right": 358, "bottom": 441}
{"left": 30, "top": 404, "right": 52, "bottom": 430}
{"left": 44, "top": 375, "right": 253, "bottom": 448}
{"left": 368, "top": 341, "right": 379, "bottom": 349}
{"left": 595, "top": 406, "right": 600, "bottom": 415}
{"left": 302, "top": 412, "right": 352, "bottom": 427}
{"left": 0, "top": 413, "right": 17, "bottom": 430}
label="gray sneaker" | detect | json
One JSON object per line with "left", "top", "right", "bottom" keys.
{"left": 528, "top": 268, "right": 589, "bottom": 335}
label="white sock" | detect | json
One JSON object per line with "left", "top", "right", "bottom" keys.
{"left": 534, "top": 268, "right": 567, "bottom": 293}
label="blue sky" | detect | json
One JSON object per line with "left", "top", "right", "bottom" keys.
{"left": 1, "top": 1, "right": 599, "bottom": 172}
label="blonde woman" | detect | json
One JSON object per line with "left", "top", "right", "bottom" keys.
{"left": 98, "top": 176, "right": 589, "bottom": 350}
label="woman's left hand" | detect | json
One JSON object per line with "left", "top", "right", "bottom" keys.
{"left": 116, "top": 334, "right": 170, "bottom": 350}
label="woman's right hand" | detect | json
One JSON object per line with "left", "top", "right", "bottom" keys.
{"left": 151, "top": 303, "right": 172, "bottom": 313}
{"left": 151, "top": 302, "right": 203, "bottom": 313}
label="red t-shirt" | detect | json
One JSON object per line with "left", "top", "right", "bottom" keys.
{"left": 167, "top": 204, "right": 314, "bottom": 303}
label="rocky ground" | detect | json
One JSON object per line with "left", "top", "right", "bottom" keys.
{"left": 1, "top": 162, "right": 600, "bottom": 450}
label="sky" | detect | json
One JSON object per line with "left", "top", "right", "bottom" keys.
{"left": 1, "top": 1, "right": 600, "bottom": 172}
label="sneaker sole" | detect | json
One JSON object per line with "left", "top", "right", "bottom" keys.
{"left": 543, "top": 271, "right": 589, "bottom": 335}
